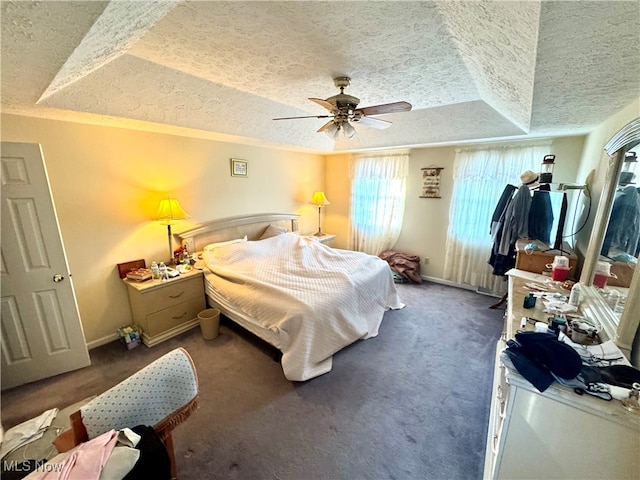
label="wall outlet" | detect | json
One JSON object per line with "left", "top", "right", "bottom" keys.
{"left": 423, "top": 257, "right": 430, "bottom": 265}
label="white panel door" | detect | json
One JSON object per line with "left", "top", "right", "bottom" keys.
{"left": 1, "top": 142, "right": 90, "bottom": 390}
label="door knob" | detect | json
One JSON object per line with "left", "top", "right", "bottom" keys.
{"left": 53, "top": 274, "right": 64, "bottom": 283}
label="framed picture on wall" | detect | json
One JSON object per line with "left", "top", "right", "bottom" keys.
{"left": 419, "top": 166, "right": 443, "bottom": 198}
{"left": 231, "top": 158, "right": 248, "bottom": 177}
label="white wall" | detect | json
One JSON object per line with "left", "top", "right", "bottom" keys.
{"left": 1, "top": 114, "right": 325, "bottom": 346}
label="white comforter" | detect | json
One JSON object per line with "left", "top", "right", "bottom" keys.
{"left": 203, "top": 233, "right": 404, "bottom": 381}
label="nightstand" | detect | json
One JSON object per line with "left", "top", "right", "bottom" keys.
{"left": 123, "top": 268, "right": 205, "bottom": 347}
{"left": 306, "top": 233, "right": 336, "bottom": 244}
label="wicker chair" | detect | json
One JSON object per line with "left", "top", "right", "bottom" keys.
{"left": 55, "top": 347, "right": 198, "bottom": 479}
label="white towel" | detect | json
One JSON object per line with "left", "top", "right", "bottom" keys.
{"left": 0, "top": 408, "right": 59, "bottom": 459}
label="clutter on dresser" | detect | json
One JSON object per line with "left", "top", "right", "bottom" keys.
{"left": 523, "top": 293, "right": 536, "bottom": 309}
{"left": 116, "top": 259, "right": 147, "bottom": 279}
{"left": 513, "top": 238, "right": 578, "bottom": 278}
{"left": 621, "top": 383, "right": 640, "bottom": 412}
{"left": 125, "top": 268, "right": 153, "bottom": 281}
{"left": 546, "top": 255, "right": 571, "bottom": 281}
{"left": 593, "top": 260, "right": 617, "bottom": 288}
{"left": 173, "top": 244, "right": 193, "bottom": 266}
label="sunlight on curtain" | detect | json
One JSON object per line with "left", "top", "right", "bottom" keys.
{"left": 349, "top": 152, "right": 409, "bottom": 255}
{"left": 443, "top": 144, "right": 550, "bottom": 293}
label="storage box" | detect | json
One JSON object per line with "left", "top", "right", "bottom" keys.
{"left": 607, "top": 260, "right": 635, "bottom": 288}
{"left": 117, "top": 324, "right": 142, "bottom": 350}
{"left": 515, "top": 239, "right": 578, "bottom": 279}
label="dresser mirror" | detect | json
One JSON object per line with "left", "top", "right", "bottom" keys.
{"left": 579, "top": 117, "right": 640, "bottom": 359}
{"left": 596, "top": 145, "right": 639, "bottom": 316}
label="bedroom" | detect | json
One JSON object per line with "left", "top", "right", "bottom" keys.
{"left": 1, "top": 1, "right": 640, "bottom": 478}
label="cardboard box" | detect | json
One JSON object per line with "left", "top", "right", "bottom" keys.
{"left": 607, "top": 261, "right": 635, "bottom": 288}
{"left": 515, "top": 239, "right": 578, "bottom": 279}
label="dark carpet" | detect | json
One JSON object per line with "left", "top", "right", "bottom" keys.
{"left": 1, "top": 282, "right": 504, "bottom": 480}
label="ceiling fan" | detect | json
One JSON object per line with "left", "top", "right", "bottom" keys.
{"left": 273, "top": 77, "right": 412, "bottom": 140}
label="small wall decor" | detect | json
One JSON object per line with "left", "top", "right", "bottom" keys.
{"left": 420, "top": 166, "right": 444, "bottom": 198}
{"left": 231, "top": 158, "right": 248, "bottom": 177}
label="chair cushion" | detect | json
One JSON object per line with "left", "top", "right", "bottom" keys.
{"left": 81, "top": 348, "right": 198, "bottom": 439}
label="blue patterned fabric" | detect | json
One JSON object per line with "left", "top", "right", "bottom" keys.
{"left": 80, "top": 348, "right": 198, "bottom": 439}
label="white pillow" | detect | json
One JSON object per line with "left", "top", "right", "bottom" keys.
{"left": 259, "top": 224, "right": 288, "bottom": 240}
{"left": 203, "top": 236, "right": 247, "bottom": 251}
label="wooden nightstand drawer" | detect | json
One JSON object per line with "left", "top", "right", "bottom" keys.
{"left": 143, "top": 296, "right": 206, "bottom": 336}
{"left": 139, "top": 276, "right": 202, "bottom": 313}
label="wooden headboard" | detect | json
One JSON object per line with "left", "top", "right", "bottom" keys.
{"left": 175, "top": 213, "right": 300, "bottom": 252}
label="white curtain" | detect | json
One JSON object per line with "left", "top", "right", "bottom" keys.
{"left": 443, "top": 144, "right": 550, "bottom": 293}
{"left": 349, "top": 152, "right": 409, "bottom": 255}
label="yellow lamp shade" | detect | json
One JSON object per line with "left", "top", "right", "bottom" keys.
{"left": 154, "top": 197, "right": 190, "bottom": 225}
{"left": 309, "top": 191, "right": 330, "bottom": 207}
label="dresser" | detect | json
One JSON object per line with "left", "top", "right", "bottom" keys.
{"left": 123, "top": 269, "right": 205, "bottom": 347}
{"left": 483, "top": 269, "right": 640, "bottom": 479}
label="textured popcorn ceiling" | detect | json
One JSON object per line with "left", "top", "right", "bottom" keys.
{"left": 2, "top": 1, "right": 639, "bottom": 153}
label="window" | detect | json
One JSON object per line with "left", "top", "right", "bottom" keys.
{"left": 349, "top": 152, "right": 409, "bottom": 255}
{"left": 443, "top": 144, "right": 550, "bottom": 292}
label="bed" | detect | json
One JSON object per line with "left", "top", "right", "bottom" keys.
{"left": 177, "top": 213, "right": 404, "bottom": 381}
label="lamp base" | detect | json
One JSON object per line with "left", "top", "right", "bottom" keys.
{"left": 167, "top": 224, "right": 174, "bottom": 265}
{"left": 314, "top": 206, "right": 325, "bottom": 237}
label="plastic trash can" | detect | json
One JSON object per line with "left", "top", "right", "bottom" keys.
{"left": 198, "top": 308, "right": 220, "bottom": 340}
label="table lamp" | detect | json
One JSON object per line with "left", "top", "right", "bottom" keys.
{"left": 154, "top": 197, "right": 189, "bottom": 263}
{"left": 309, "top": 191, "right": 330, "bottom": 236}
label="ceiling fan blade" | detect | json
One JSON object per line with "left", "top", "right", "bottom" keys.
{"left": 309, "top": 97, "right": 336, "bottom": 112}
{"left": 273, "top": 115, "right": 332, "bottom": 120}
{"left": 356, "top": 116, "right": 392, "bottom": 130}
{"left": 357, "top": 101, "right": 412, "bottom": 116}
{"left": 317, "top": 120, "right": 335, "bottom": 133}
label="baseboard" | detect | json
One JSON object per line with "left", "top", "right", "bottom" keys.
{"left": 86, "top": 333, "right": 118, "bottom": 350}
{"left": 476, "top": 286, "right": 503, "bottom": 298}
{"left": 420, "top": 275, "right": 503, "bottom": 298}
{"left": 420, "top": 275, "right": 477, "bottom": 291}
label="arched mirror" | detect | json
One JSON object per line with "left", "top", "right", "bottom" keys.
{"left": 579, "top": 117, "right": 640, "bottom": 362}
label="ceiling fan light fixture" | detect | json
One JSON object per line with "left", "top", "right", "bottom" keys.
{"left": 325, "top": 122, "right": 340, "bottom": 140}
{"left": 342, "top": 122, "right": 356, "bottom": 139}
{"left": 275, "top": 77, "right": 412, "bottom": 140}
